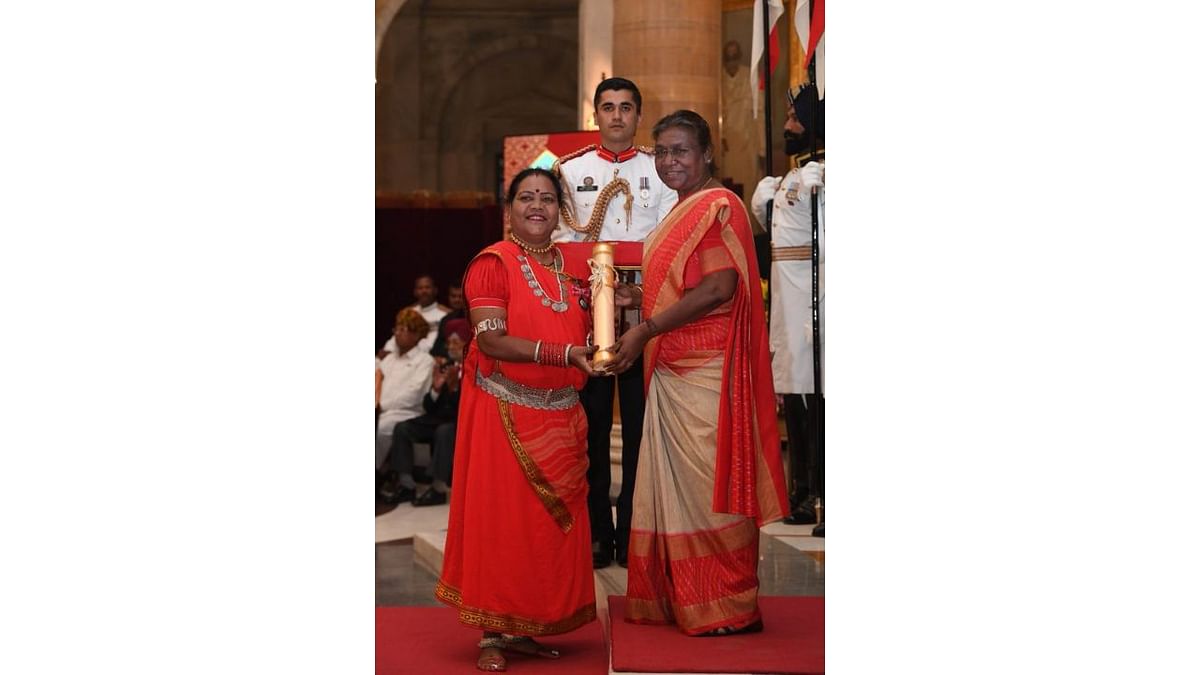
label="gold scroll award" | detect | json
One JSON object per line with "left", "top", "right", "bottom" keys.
{"left": 590, "top": 243, "right": 616, "bottom": 368}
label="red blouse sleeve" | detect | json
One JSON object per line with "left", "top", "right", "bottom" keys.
{"left": 683, "top": 222, "right": 736, "bottom": 289}
{"left": 464, "top": 253, "right": 508, "bottom": 310}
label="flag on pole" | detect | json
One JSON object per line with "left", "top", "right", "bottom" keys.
{"left": 803, "top": 0, "right": 825, "bottom": 99}
{"left": 794, "top": 0, "right": 810, "bottom": 63}
{"left": 751, "top": 0, "right": 784, "bottom": 118}
{"left": 790, "top": 0, "right": 810, "bottom": 88}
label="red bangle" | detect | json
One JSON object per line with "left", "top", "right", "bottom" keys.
{"left": 538, "top": 341, "right": 568, "bottom": 367}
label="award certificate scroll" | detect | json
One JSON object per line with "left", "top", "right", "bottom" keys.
{"left": 589, "top": 243, "right": 616, "bottom": 367}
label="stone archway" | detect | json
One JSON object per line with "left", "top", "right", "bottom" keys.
{"left": 435, "top": 45, "right": 577, "bottom": 193}
{"left": 376, "top": 1, "right": 580, "bottom": 193}
{"left": 375, "top": 0, "right": 409, "bottom": 69}
{"left": 420, "top": 33, "right": 576, "bottom": 140}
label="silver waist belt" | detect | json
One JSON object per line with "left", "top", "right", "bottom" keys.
{"left": 476, "top": 370, "right": 579, "bottom": 411}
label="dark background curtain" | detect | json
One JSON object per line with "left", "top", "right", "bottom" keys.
{"left": 376, "top": 206, "right": 504, "bottom": 348}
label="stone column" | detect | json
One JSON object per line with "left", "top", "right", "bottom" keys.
{"left": 612, "top": 0, "right": 721, "bottom": 148}
{"left": 578, "top": 0, "right": 614, "bottom": 130}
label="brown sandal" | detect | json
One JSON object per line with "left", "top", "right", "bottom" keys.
{"left": 499, "top": 635, "right": 561, "bottom": 659}
{"left": 476, "top": 637, "right": 507, "bottom": 672}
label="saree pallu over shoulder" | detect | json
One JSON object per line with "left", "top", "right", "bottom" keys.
{"left": 641, "top": 188, "right": 788, "bottom": 526}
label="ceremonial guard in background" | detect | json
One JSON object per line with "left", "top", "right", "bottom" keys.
{"left": 752, "top": 83, "right": 825, "bottom": 531}
{"left": 553, "top": 77, "right": 677, "bottom": 568}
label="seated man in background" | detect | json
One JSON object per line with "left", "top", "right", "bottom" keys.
{"left": 407, "top": 274, "right": 450, "bottom": 353}
{"left": 428, "top": 278, "right": 467, "bottom": 360}
{"left": 376, "top": 309, "right": 434, "bottom": 504}
{"left": 382, "top": 318, "right": 469, "bottom": 506}
{"left": 378, "top": 274, "right": 451, "bottom": 358}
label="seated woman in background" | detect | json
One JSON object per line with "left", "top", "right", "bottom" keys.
{"left": 603, "top": 110, "right": 789, "bottom": 636}
{"left": 435, "top": 168, "right": 599, "bottom": 671}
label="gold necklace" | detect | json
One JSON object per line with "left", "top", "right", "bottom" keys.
{"left": 509, "top": 231, "right": 554, "bottom": 254}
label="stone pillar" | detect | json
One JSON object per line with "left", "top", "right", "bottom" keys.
{"left": 578, "top": 0, "right": 613, "bottom": 130}
{"left": 612, "top": 0, "right": 721, "bottom": 148}
{"left": 376, "top": 10, "right": 421, "bottom": 193}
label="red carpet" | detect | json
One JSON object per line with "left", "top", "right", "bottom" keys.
{"left": 376, "top": 606, "right": 609, "bottom": 674}
{"left": 608, "top": 595, "right": 824, "bottom": 674}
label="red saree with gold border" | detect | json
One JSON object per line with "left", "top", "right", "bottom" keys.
{"left": 435, "top": 241, "right": 597, "bottom": 636}
{"left": 624, "top": 187, "right": 789, "bottom": 635}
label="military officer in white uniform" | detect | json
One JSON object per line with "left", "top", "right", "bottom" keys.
{"left": 554, "top": 89, "right": 676, "bottom": 242}
{"left": 552, "top": 77, "right": 676, "bottom": 568}
{"left": 752, "top": 83, "right": 825, "bottom": 530}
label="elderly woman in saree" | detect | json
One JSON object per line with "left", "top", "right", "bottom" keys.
{"left": 603, "top": 110, "right": 789, "bottom": 636}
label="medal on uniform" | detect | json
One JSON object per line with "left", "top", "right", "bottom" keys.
{"left": 786, "top": 181, "right": 799, "bottom": 205}
{"left": 639, "top": 176, "right": 650, "bottom": 203}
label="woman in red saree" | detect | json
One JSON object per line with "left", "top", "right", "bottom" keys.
{"left": 604, "top": 111, "right": 790, "bottom": 636}
{"left": 436, "top": 168, "right": 600, "bottom": 671}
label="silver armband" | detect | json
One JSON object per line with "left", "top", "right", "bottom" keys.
{"left": 474, "top": 317, "right": 507, "bottom": 336}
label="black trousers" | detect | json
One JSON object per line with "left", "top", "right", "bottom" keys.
{"left": 580, "top": 355, "right": 645, "bottom": 555}
{"left": 388, "top": 416, "right": 457, "bottom": 486}
{"left": 783, "top": 393, "right": 824, "bottom": 504}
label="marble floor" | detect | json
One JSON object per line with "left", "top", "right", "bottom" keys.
{"left": 376, "top": 483, "right": 824, "bottom": 675}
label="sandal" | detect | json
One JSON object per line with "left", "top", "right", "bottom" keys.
{"left": 499, "top": 634, "right": 561, "bottom": 659}
{"left": 476, "top": 637, "right": 507, "bottom": 672}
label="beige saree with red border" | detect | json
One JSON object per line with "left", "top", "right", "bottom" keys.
{"left": 624, "top": 187, "right": 789, "bottom": 635}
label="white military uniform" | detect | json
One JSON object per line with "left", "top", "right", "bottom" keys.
{"left": 752, "top": 160, "right": 825, "bottom": 394}
{"left": 553, "top": 145, "right": 677, "bottom": 243}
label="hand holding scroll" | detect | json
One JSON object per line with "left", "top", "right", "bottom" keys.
{"left": 569, "top": 344, "right": 600, "bottom": 376}
{"left": 596, "top": 322, "right": 649, "bottom": 376}
{"left": 614, "top": 281, "right": 640, "bottom": 309}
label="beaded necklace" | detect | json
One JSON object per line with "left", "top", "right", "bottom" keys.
{"left": 509, "top": 231, "right": 554, "bottom": 254}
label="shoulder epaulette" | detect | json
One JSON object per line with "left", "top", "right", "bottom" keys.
{"left": 557, "top": 144, "right": 597, "bottom": 165}
{"left": 637, "top": 145, "right": 656, "bottom": 155}
{"left": 790, "top": 148, "right": 826, "bottom": 167}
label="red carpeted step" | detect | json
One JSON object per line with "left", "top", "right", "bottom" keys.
{"left": 608, "top": 595, "right": 824, "bottom": 674}
{"left": 376, "top": 606, "right": 608, "bottom": 674}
